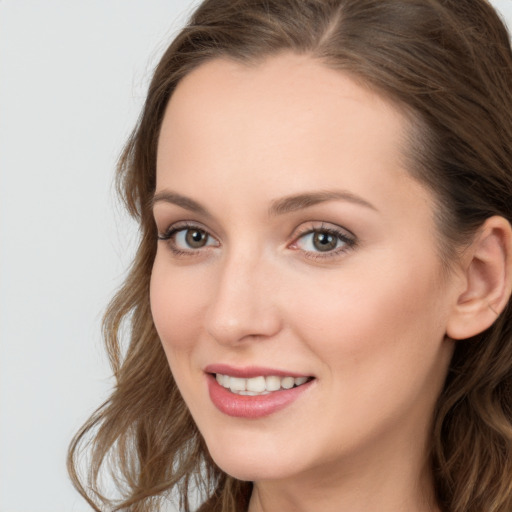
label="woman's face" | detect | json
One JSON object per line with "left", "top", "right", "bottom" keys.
{"left": 151, "top": 54, "right": 459, "bottom": 484}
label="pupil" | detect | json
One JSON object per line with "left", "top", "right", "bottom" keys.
{"left": 313, "top": 232, "right": 337, "bottom": 252}
{"left": 186, "top": 229, "right": 207, "bottom": 248}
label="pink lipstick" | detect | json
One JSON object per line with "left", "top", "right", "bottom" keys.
{"left": 205, "top": 365, "right": 314, "bottom": 419}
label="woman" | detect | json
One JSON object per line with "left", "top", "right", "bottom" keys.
{"left": 68, "top": 1, "right": 512, "bottom": 511}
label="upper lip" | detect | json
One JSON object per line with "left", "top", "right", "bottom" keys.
{"left": 204, "top": 364, "right": 312, "bottom": 379}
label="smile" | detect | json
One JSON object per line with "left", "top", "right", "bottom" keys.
{"left": 215, "top": 373, "right": 311, "bottom": 395}
{"left": 206, "top": 368, "right": 315, "bottom": 418}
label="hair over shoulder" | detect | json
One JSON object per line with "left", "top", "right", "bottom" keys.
{"left": 68, "top": 1, "right": 512, "bottom": 511}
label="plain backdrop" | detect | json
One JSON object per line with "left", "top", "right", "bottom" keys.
{"left": 1, "top": 1, "right": 511, "bottom": 511}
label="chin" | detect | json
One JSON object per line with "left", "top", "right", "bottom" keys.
{"left": 204, "top": 431, "right": 307, "bottom": 482}
{"left": 212, "top": 454, "right": 299, "bottom": 483}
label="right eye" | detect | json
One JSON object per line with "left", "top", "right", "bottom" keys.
{"left": 175, "top": 227, "right": 213, "bottom": 249}
{"left": 158, "top": 224, "right": 220, "bottom": 254}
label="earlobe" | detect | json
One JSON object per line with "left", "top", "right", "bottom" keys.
{"left": 446, "top": 216, "right": 512, "bottom": 340}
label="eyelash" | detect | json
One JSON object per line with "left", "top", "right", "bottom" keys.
{"left": 157, "top": 221, "right": 357, "bottom": 260}
{"left": 290, "top": 223, "right": 357, "bottom": 261}
{"left": 157, "top": 222, "right": 218, "bottom": 258}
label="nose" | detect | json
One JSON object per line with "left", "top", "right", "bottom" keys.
{"left": 204, "top": 252, "right": 283, "bottom": 346}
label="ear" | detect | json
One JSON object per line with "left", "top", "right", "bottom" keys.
{"left": 446, "top": 216, "right": 512, "bottom": 340}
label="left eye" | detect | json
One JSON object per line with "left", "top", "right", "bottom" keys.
{"left": 295, "top": 230, "right": 349, "bottom": 253}
{"left": 174, "top": 228, "right": 217, "bottom": 249}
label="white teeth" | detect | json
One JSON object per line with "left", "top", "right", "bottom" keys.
{"left": 215, "top": 373, "right": 311, "bottom": 395}
{"left": 265, "top": 375, "right": 281, "bottom": 391}
{"left": 246, "top": 376, "right": 266, "bottom": 392}
{"left": 281, "top": 376, "right": 294, "bottom": 389}
{"left": 229, "top": 377, "right": 246, "bottom": 392}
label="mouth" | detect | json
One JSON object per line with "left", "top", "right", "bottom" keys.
{"left": 205, "top": 366, "right": 316, "bottom": 418}
{"left": 213, "top": 373, "right": 314, "bottom": 396}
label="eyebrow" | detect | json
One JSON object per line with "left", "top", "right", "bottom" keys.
{"left": 152, "top": 189, "right": 377, "bottom": 217}
{"left": 268, "top": 190, "right": 378, "bottom": 216}
{"left": 152, "top": 191, "right": 212, "bottom": 218}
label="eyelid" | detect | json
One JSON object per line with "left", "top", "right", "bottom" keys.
{"left": 290, "top": 221, "right": 355, "bottom": 241}
{"left": 157, "top": 221, "right": 220, "bottom": 256}
{"left": 288, "top": 222, "right": 357, "bottom": 259}
{"left": 158, "top": 220, "right": 216, "bottom": 239}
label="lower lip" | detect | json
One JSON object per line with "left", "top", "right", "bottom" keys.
{"left": 206, "top": 374, "right": 314, "bottom": 418}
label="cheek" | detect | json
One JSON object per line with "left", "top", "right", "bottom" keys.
{"left": 282, "top": 254, "right": 452, "bottom": 449}
{"left": 287, "top": 251, "right": 449, "bottom": 375}
{"left": 149, "top": 254, "right": 211, "bottom": 355}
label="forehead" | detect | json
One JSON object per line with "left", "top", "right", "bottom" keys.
{"left": 157, "top": 53, "right": 408, "bottom": 179}
{"left": 155, "top": 54, "right": 430, "bottom": 224}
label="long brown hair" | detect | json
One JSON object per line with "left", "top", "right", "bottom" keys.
{"left": 68, "top": 1, "right": 512, "bottom": 511}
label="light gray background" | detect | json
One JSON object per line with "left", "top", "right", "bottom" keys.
{"left": 1, "top": 1, "right": 511, "bottom": 511}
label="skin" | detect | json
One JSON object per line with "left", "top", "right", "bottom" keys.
{"left": 150, "top": 54, "right": 466, "bottom": 512}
